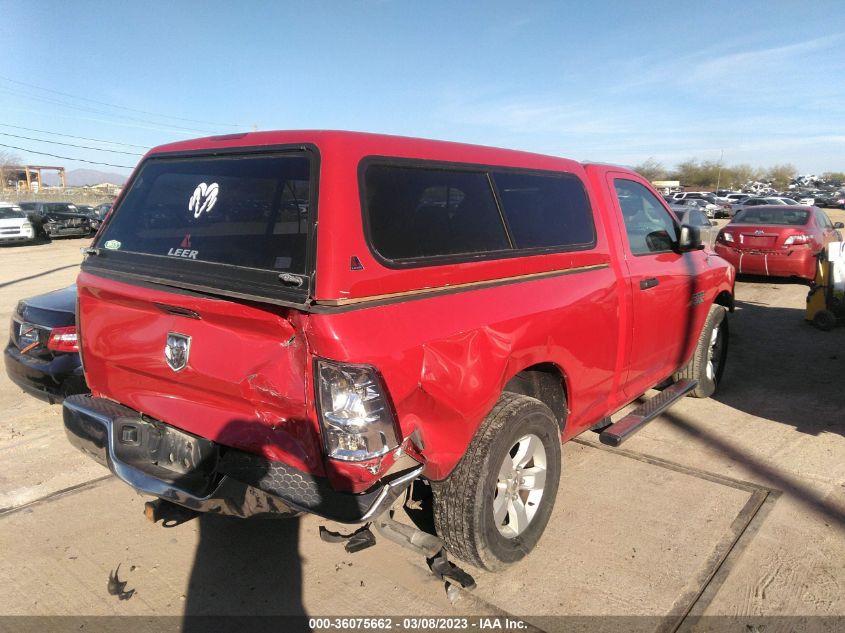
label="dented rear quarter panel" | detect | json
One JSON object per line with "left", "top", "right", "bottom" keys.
{"left": 307, "top": 263, "right": 622, "bottom": 481}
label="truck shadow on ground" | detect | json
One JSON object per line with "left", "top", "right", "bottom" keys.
{"left": 713, "top": 298, "right": 845, "bottom": 437}
{"left": 0, "top": 264, "right": 79, "bottom": 289}
{"left": 173, "top": 418, "right": 312, "bottom": 632}
{"left": 664, "top": 408, "right": 845, "bottom": 528}
{"left": 182, "top": 514, "right": 307, "bottom": 632}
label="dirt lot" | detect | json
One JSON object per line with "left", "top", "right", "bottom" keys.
{"left": 1, "top": 215, "right": 844, "bottom": 632}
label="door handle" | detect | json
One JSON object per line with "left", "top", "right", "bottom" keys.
{"left": 639, "top": 277, "right": 659, "bottom": 290}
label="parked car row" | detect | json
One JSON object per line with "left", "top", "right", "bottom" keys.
{"left": 674, "top": 193, "right": 842, "bottom": 219}
{"left": 784, "top": 190, "right": 845, "bottom": 208}
{"left": 665, "top": 188, "right": 845, "bottom": 212}
{"left": 0, "top": 201, "right": 111, "bottom": 245}
{"left": 725, "top": 189, "right": 845, "bottom": 209}
{"left": 665, "top": 192, "right": 732, "bottom": 218}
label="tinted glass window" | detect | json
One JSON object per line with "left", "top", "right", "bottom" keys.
{"left": 815, "top": 209, "right": 832, "bottom": 228}
{"left": 365, "top": 165, "right": 509, "bottom": 261}
{"left": 688, "top": 210, "right": 709, "bottom": 226}
{"left": 45, "top": 203, "right": 78, "bottom": 213}
{"left": 98, "top": 153, "right": 311, "bottom": 273}
{"left": 614, "top": 179, "right": 679, "bottom": 255}
{"left": 0, "top": 208, "right": 26, "bottom": 219}
{"left": 492, "top": 171, "right": 594, "bottom": 249}
{"left": 732, "top": 208, "right": 809, "bottom": 225}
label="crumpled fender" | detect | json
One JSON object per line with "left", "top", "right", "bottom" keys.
{"left": 418, "top": 327, "right": 513, "bottom": 417}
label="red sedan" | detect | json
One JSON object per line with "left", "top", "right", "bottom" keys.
{"left": 715, "top": 206, "right": 843, "bottom": 282}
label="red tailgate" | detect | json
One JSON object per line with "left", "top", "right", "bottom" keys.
{"left": 77, "top": 272, "right": 323, "bottom": 474}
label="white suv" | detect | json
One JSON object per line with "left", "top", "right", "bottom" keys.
{"left": 0, "top": 203, "right": 36, "bottom": 244}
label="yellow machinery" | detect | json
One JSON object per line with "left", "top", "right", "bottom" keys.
{"left": 806, "top": 242, "right": 845, "bottom": 330}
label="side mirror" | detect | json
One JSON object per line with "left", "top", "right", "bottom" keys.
{"left": 834, "top": 222, "right": 844, "bottom": 229}
{"left": 678, "top": 224, "right": 704, "bottom": 252}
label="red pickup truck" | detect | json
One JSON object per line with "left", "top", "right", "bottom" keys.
{"left": 64, "top": 131, "right": 735, "bottom": 572}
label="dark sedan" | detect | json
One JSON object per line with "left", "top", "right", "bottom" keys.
{"left": 93, "top": 202, "right": 112, "bottom": 219}
{"left": 75, "top": 206, "right": 102, "bottom": 232}
{"left": 17, "top": 202, "right": 93, "bottom": 238}
{"left": 4, "top": 286, "right": 87, "bottom": 404}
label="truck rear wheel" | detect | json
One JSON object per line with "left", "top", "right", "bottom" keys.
{"left": 431, "top": 392, "right": 561, "bottom": 571}
{"left": 675, "top": 304, "right": 728, "bottom": 398}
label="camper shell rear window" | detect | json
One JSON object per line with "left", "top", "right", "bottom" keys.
{"left": 88, "top": 147, "right": 316, "bottom": 304}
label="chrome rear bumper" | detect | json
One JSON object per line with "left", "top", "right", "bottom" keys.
{"left": 63, "top": 394, "right": 422, "bottom": 522}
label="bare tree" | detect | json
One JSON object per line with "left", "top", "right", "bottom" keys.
{"left": 765, "top": 164, "right": 798, "bottom": 191}
{"left": 821, "top": 172, "right": 845, "bottom": 186}
{"left": 632, "top": 157, "right": 667, "bottom": 181}
{"left": 728, "top": 164, "right": 763, "bottom": 190}
{"left": 670, "top": 159, "right": 723, "bottom": 188}
{"left": 0, "top": 150, "right": 22, "bottom": 190}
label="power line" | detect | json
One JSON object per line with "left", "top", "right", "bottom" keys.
{"left": 2, "top": 104, "right": 201, "bottom": 137}
{"left": 0, "top": 75, "right": 247, "bottom": 130}
{"left": 0, "top": 86, "right": 220, "bottom": 135}
{"left": 0, "top": 123, "right": 149, "bottom": 149}
{"left": 0, "top": 142, "right": 135, "bottom": 170}
{"left": 0, "top": 132, "right": 144, "bottom": 156}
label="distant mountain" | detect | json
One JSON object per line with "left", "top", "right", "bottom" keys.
{"left": 42, "top": 168, "right": 129, "bottom": 187}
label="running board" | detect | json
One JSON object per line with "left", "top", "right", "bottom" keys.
{"left": 599, "top": 379, "right": 698, "bottom": 447}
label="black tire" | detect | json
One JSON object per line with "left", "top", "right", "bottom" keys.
{"left": 674, "top": 304, "right": 728, "bottom": 398}
{"left": 30, "top": 223, "right": 49, "bottom": 242}
{"left": 431, "top": 392, "right": 561, "bottom": 571}
{"left": 812, "top": 309, "right": 837, "bottom": 332}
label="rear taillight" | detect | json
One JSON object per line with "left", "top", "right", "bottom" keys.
{"left": 316, "top": 359, "right": 400, "bottom": 461}
{"left": 783, "top": 234, "right": 811, "bottom": 246}
{"left": 47, "top": 326, "right": 79, "bottom": 352}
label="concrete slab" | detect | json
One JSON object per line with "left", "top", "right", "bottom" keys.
{"left": 0, "top": 441, "right": 755, "bottom": 627}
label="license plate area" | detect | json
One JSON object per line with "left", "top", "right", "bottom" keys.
{"left": 112, "top": 416, "right": 218, "bottom": 495}
{"left": 742, "top": 235, "right": 775, "bottom": 248}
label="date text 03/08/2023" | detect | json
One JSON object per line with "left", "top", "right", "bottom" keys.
{"left": 308, "top": 617, "right": 528, "bottom": 630}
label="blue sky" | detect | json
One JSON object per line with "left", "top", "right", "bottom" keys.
{"left": 2, "top": 1, "right": 844, "bottom": 177}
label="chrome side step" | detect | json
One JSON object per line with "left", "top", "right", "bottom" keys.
{"left": 599, "top": 379, "right": 698, "bottom": 447}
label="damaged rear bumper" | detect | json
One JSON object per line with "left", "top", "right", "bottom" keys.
{"left": 62, "top": 394, "right": 422, "bottom": 522}
{"left": 714, "top": 245, "right": 816, "bottom": 281}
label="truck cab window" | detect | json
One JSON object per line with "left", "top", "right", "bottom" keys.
{"left": 614, "top": 179, "right": 679, "bottom": 255}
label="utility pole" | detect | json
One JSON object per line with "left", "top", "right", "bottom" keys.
{"left": 715, "top": 149, "right": 724, "bottom": 192}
